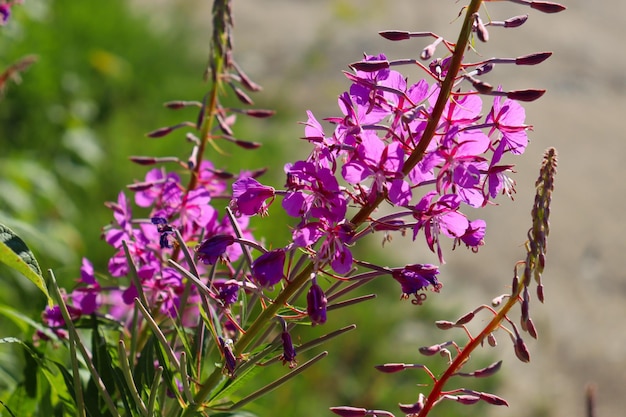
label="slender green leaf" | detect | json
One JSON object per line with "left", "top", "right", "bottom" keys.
{"left": 0, "top": 223, "right": 51, "bottom": 304}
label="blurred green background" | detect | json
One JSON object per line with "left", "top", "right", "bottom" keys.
{"left": 0, "top": 1, "right": 498, "bottom": 415}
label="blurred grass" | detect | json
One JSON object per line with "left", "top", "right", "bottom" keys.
{"left": 0, "top": 1, "right": 496, "bottom": 415}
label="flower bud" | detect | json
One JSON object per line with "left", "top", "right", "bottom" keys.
{"left": 506, "top": 89, "right": 546, "bottom": 102}
{"left": 515, "top": 52, "right": 552, "bottom": 65}
{"left": 280, "top": 330, "right": 297, "bottom": 368}
{"left": 514, "top": 337, "right": 530, "bottom": 362}
{"left": 374, "top": 363, "right": 409, "bottom": 373}
{"left": 350, "top": 59, "right": 390, "bottom": 72}
{"left": 479, "top": 391, "right": 509, "bottom": 406}
{"left": 218, "top": 336, "right": 237, "bottom": 376}
{"left": 435, "top": 320, "right": 455, "bottom": 330}
{"left": 504, "top": 14, "right": 529, "bottom": 28}
{"left": 455, "top": 311, "right": 475, "bottom": 326}
{"left": 307, "top": 280, "right": 328, "bottom": 325}
{"left": 530, "top": 1, "right": 566, "bottom": 14}
{"left": 251, "top": 249, "right": 285, "bottom": 288}
{"left": 378, "top": 30, "right": 411, "bottom": 41}
{"left": 196, "top": 234, "right": 235, "bottom": 265}
{"left": 329, "top": 406, "right": 368, "bottom": 417}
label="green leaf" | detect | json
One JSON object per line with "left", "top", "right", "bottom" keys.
{"left": 0, "top": 223, "right": 51, "bottom": 304}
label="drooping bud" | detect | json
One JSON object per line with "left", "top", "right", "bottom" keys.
{"left": 473, "top": 13, "right": 489, "bottom": 42}
{"left": 514, "top": 336, "right": 531, "bottom": 362}
{"left": 251, "top": 249, "right": 285, "bottom": 288}
{"left": 280, "top": 330, "right": 297, "bottom": 368}
{"left": 487, "top": 332, "right": 498, "bottom": 347}
{"left": 526, "top": 317, "right": 538, "bottom": 339}
{"left": 307, "top": 279, "right": 328, "bottom": 326}
{"left": 218, "top": 336, "right": 237, "bottom": 376}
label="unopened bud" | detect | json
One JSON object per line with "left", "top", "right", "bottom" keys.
{"left": 163, "top": 100, "right": 200, "bottom": 109}
{"left": 435, "top": 320, "right": 455, "bottom": 330}
{"left": 473, "top": 13, "right": 489, "bottom": 42}
{"left": 234, "top": 139, "right": 262, "bottom": 149}
{"left": 478, "top": 392, "right": 509, "bottom": 406}
{"left": 526, "top": 317, "right": 538, "bottom": 339}
{"left": 506, "top": 88, "right": 546, "bottom": 102}
{"left": 419, "top": 344, "right": 442, "bottom": 356}
{"left": 399, "top": 396, "right": 424, "bottom": 414}
{"left": 476, "top": 63, "right": 494, "bottom": 75}
{"left": 537, "top": 284, "right": 545, "bottom": 303}
{"left": 504, "top": 14, "right": 529, "bottom": 28}
{"left": 231, "top": 83, "right": 254, "bottom": 105}
{"left": 487, "top": 332, "right": 497, "bottom": 347}
{"left": 455, "top": 311, "right": 475, "bottom": 326}
{"left": 129, "top": 156, "right": 158, "bottom": 165}
{"left": 379, "top": 30, "right": 411, "bottom": 41}
{"left": 516, "top": 52, "right": 552, "bottom": 65}
{"left": 514, "top": 337, "right": 530, "bottom": 362}
{"left": 455, "top": 394, "right": 481, "bottom": 405}
{"left": 350, "top": 60, "right": 390, "bottom": 72}
{"left": 375, "top": 363, "right": 409, "bottom": 373}
{"left": 242, "top": 109, "right": 275, "bottom": 118}
{"left": 146, "top": 126, "right": 175, "bottom": 138}
{"left": 457, "top": 360, "right": 503, "bottom": 378}
{"left": 530, "top": 1, "right": 567, "bottom": 14}
{"left": 329, "top": 406, "right": 368, "bottom": 417}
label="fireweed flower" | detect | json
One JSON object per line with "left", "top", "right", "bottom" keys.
{"left": 231, "top": 176, "right": 275, "bottom": 216}
{"left": 485, "top": 89, "right": 529, "bottom": 165}
{"left": 411, "top": 191, "right": 473, "bottom": 263}
{"left": 71, "top": 258, "right": 101, "bottom": 315}
{"left": 391, "top": 264, "right": 441, "bottom": 303}
{"left": 283, "top": 160, "right": 347, "bottom": 222}
{"left": 251, "top": 248, "right": 285, "bottom": 288}
{"left": 293, "top": 219, "right": 354, "bottom": 274}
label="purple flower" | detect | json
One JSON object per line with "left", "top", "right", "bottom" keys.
{"left": 251, "top": 249, "right": 285, "bottom": 288}
{"left": 0, "top": 4, "right": 11, "bottom": 25}
{"left": 412, "top": 191, "right": 469, "bottom": 263}
{"left": 213, "top": 279, "right": 239, "bottom": 306}
{"left": 391, "top": 264, "right": 441, "bottom": 303}
{"left": 293, "top": 220, "right": 354, "bottom": 274}
{"left": 231, "top": 176, "right": 275, "bottom": 216}
{"left": 196, "top": 234, "right": 235, "bottom": 265}
{"left": 307, "top": 280, "right": 327, "bottom": 325}
{"left": 151, "top": 216, "right": 175, "bottom": 249}
{"left": 486, "top": 91, "right": 529, "bottom": 165}
{"left": 283, "top": 160, "right": 347, "bottom": 222}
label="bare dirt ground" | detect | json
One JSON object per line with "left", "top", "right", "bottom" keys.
{"left": 134, "top": 1, "right": 626, "bottom": 416}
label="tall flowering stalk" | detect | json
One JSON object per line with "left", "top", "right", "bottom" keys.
{"left": 2, "top": 0, "right": 564, "bottom": 416}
